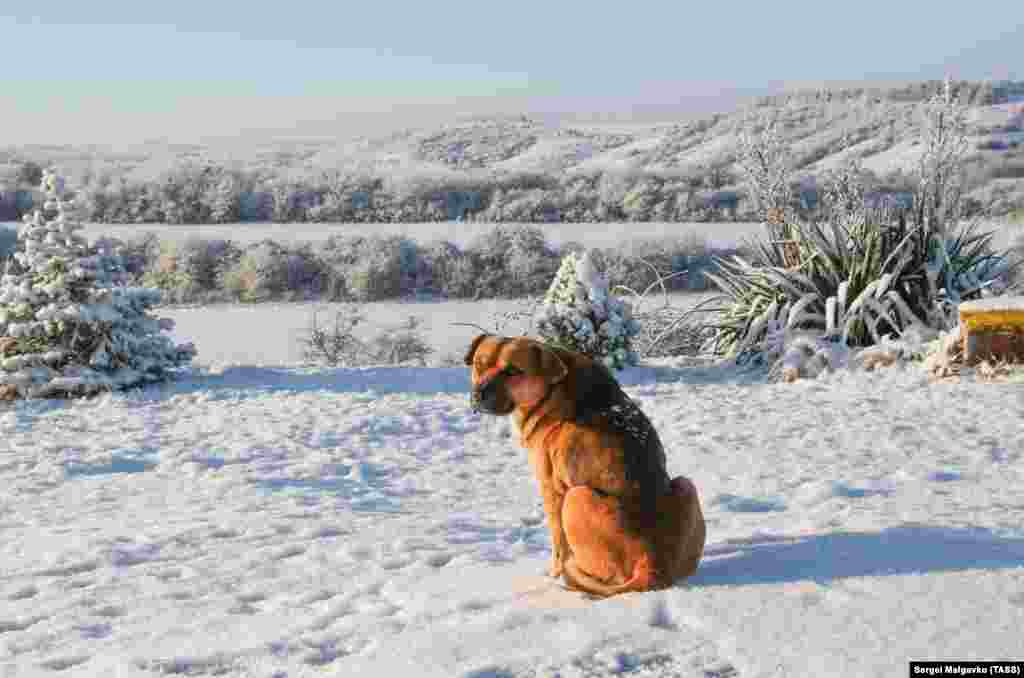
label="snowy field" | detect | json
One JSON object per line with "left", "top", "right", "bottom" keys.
{"left": 3, "top": 294, "right": 1024, "bottom": 677}
{"left": 153, "top": 293, "right": 721, "bottom": 368}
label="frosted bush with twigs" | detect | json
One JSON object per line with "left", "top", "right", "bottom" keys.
{"left": 299, "top": 305, "right": 433, "bottom": 367}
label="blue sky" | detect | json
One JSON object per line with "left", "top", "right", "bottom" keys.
{"left": 1, "top": 1, "right": 1020, "bottom": 145}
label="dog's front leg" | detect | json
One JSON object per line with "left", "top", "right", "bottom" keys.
{"left": 530, "top": 447, "right": 570, "bottom": 578}
{"left": 541, "top": 485, "right": 570, "bottom": 578}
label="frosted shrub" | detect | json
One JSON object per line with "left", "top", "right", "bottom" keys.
{"left": 507, "top": 249, "right": 558, "bottom": 295}
{"left": 418, "top": 240, "right": 464, "bottom": 296}
{"left": 346, "top": 237, "right": 408, "bottom": 302}
{"left": 218, "top": 240, "right": 320, "bottom": 302}
{"left": 346, "top": 258, "right": 401, "bottom": 302}
{"left": 299, "top": 306, "right": 433, "bottom": 367}
{"left": 463, "top": 224, "right": 560, "bottom": 298}
{"left": 394, "top": 237, "right": 421, "bottom": 296}
{"left": 502, "top": 224, "right": 560, "bottom": 296}
{"left": 221, "top": 241, "right": 291, "bottom": 302}
{"left": 178, "top": 238, "right": 237, "bottom": 291}
{"left": 225, "top": 241, "right": 324, "bottom": 302}
{"left": 141, "top": 239, "right": 196, "bottom": 304}
{"left": 299, "top": 306, "right": 366, "bottom": 367}
{"left": 261, "top": 241, "right": 321, "bottom": 301}
{"left": 536, "top": 250, "right": 640, "bottom": 370}
{"left": 735, "top": 106, "right": 792, "bottom": 234}
{"left": 282, "top": 245, "right": 325, "bottom": 299}
{"left": 588, "top": 236, "right": 712, "bottom": 297}
{"left": 366, "top": 315, "right": 433, "bottom": 366}
{"left": 0, "top": 169, "right": 195, "bottom": 400}
{"left": 444, "top": 252, "right": 485, "bottom": 299}
{"left": 460, "top": 237, "right": 505, "bottom": 298}
{"left": 141, "top": 237, "right": 236, "bottom": 303}
{"left": 319, "top": 235, "right": 419, "bottom": 302}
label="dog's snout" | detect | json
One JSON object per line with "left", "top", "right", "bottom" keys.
{"left": 471, "top": 376, "right": 500, "bottom": 413}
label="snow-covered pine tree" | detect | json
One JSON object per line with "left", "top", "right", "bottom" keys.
{"left": 536, "top": 250, "right": 640, "bottom": 370}
{"left": 0, "top": 169, "right": 195, "bottom": 400}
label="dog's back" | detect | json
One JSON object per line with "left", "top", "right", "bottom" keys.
{"left": 555, "top": 349, "right": 672, "bottom": 510}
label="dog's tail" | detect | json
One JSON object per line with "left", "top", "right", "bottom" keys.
{"left": 561, "top": 554, "right": 659, "bottom": 599}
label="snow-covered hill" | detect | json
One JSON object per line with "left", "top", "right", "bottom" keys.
{"left": 5, "top": 79, "right": 1023, "bottom": 224}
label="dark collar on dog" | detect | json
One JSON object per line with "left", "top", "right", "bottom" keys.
{"left": 521, "top": 380, "right": 556, "bottom": 435}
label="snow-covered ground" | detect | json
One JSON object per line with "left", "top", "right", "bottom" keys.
{"left": 3, "top": 294, "right": 1024, "bottom": 678}
{"left": 151, "top": 293, "right": 718, "bottom": 368}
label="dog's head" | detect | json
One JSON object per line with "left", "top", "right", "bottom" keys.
{"left": 464, "top": 334, "right": 568, "bottom": 415}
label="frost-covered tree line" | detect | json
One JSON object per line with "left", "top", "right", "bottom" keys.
{"left": 0, "top": 163, "right": 758, "bottom": 225}
{"left": 4, "top": 154, "right": 1017, "bottom": 227}
{"left": 84, "top": 226, "right": 735, "bottom": 306}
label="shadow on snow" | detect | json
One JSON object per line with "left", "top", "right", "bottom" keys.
{"left": 147, "top": 360, "right": 766, "bottom": 400}
{"left": 1, "top": 358, "right": 764, "bottom": 411}
{"left": 689, "top": 526, "right": 1024, "bottom": 588}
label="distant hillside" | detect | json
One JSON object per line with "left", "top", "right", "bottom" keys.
{"left": 2, "top": 79, "right": 1023, "bottom": 224}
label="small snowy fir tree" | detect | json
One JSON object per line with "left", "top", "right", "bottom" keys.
{"left": 536, "top": 250, "right": 640, "bottom": 370}
{"left": 0, "top": 169, "right": 195, "bottom": 400}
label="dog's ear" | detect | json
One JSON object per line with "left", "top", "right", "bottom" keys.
{"left": 532, "top": 343, "right": 568, "bottom": 384}
{"left": 464, "top": 333, "right": 491, "bottom": 366}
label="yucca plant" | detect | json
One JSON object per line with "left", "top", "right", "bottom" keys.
{"left": 705, "top": 79, "right": 1021, "bottom": 364}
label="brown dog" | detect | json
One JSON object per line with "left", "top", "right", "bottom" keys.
{"left": 465, "top": 334, "right": 705, "bottom": 597}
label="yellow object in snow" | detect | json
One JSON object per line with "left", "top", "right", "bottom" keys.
{"left": 958, "top": 297, "right": 1024, "bottom": 365}
{"left": 958, "top": 298, "right": 1024, "bottom": 331}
